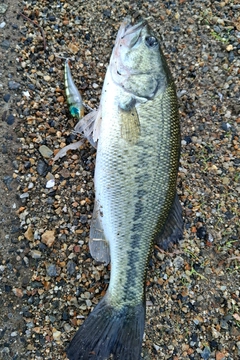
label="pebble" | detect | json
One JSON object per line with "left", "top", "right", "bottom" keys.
{"left": 0, "top": 4, "right": 8, "bottom": 13}
{"left": 0, "top": 39, "right": 10, "bottom": 49}
{"left": 0, "top": 21, "right": 6, "bottom": 28}
{"left": 3, "top": 94, "right": 10, "bottom": 102}
{"left": 30, "top": 250, "right": 42, "bottom": 259}
{"left": 8, "top": 80, "right": 21, "bottom": 90}
{"left": 24, "top": 226, "right": 34, "bottom": 241}
{"left": 3, "top": 176, "right": 13, "bottom": 190}
{"left": 46, "top": 264, "right": 58, "bottom": 277}
{"left": 196, "top": 226, "right": 207, "bottom": 239}
{"left": 41, "top": 230, "right": 55, "bottom": 247}
{"left": 67, "top": 260, "right": 76, "bottom": 275}
{"left": 46, "top": 179, "right": 55, "bottom": 188}
{"left": 221, "top": 122, "right": 231, "bottom": 131}
{"left": 6, "top": 114, "right": 15, "bottom": 125}
{"left": 201, "top": 346, "right": 211, "bottom": 359}
{"left": 43, "top": 75, "right": 51, "bottom": 82}
{"left": 28, "top": 182, "right": 34, "bottom": 189}
{"left": 52, "top": 328, "right": 61, "bottom": 341}
{"left": 10, "top": 331, "right": 18, "bottom": 337}
{"left": 19, "top": 192, "right": 29, "bottom": 199}
{"left": 36, "top": 159, "right": 48, "bottom": 176}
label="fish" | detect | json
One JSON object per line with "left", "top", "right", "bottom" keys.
{"left": 66, "top": 17, "right": 183, "bottom": 360}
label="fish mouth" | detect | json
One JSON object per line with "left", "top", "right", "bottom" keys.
{"left": 114, "top": 18, "right": 146, "bottom": 50}
{"left": 122, "top": 19, "right": 146, "bottom": 39}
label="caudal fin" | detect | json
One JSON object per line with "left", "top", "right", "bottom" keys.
{"left": 66, "top": 297, "right": 145, "bottom": 360}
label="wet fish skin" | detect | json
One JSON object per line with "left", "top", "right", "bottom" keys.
{"left": 67, "top": 17, "right": 183, "bottom": 360}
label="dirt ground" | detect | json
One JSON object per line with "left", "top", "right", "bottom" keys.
{"left": 0, "top": 1, "right": 239, "bottom": 360}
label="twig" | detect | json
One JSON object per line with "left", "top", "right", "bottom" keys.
{"left": 19, "top": 12, "right": 46, "bottom": 51}
{"left": 227, "top": 256, "right": 240, "bottom": 262}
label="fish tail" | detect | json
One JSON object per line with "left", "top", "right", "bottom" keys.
{"left": 66, "top": 296, "right": 145, "bottom": 360}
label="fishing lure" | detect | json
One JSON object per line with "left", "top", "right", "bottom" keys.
{"left": 64, "top": 59, "right": 84, "bottom": 119}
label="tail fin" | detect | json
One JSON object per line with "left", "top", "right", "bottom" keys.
{"left": 66, "top": 297, "right": 145, "bottom": 360}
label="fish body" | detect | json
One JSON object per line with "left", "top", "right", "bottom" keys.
{"left": 67, "top": 17, "right": 183, "bottom": 360}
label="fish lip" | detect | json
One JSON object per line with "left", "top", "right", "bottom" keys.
{"left": 122, "top": 19, "right": 147, "bottom": 39}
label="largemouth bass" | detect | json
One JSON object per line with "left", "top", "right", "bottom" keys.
{"left": 67, "top": 17, "right": 183, "bottom": 360}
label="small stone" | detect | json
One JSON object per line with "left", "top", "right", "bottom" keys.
{"left": 63, "top": 323, "right": 72, "bottom": 332}
{"left": 60, "top": 168, "right": 71, "bottom": 178}
{"left": 103, "top": 9, "right": 111, "bottom": 18}
{"left": 41, "top": 230, "right": 55, "bottom": 247}
{"left": 3, "top": 94, "right": 10, "bottom": 102}
{"left": 52, "top": 328, "right": 61, "bottom": 341}
{"left": 3, "top": 176, "right": 13, "bottom": 190}
{"left": 57, "top": 95, "right": 64, "bottom": 103}
{"left": 67, "top": 260, "right": 76, "bottom": 275}
{"left": 39, "top": 145, "right": 53, "bottom": 158}
{"left": 173, "top": 256, "right": 184, "bottom": 270}
{"left": 28, "top": 84, "right": 35, "bottom": 91}
{"left": 196, "top": 226, "right": 207, "bottom": 239}
{"left": 201, "top": 346, "right": 211, "bottom": 359}
{"left": 49, "top": 15, "right": 56, "bottom": 21}
{"left": 0, "top": 21, "right": 6, "bottom": 28}
{"left": 37, "top": 159, "right": 48, "bottom": 176}
{"left": 0, "top": 4, "right": 8, "bottom": 13}
{"left": 8, "top": 80, "right": 21, "bottom": 90}
{"left": 68, "top": 43, "right": 79, "bottom": 54}
{"left": 0, "top": 39, "right": 10, "bottom": 49}
{"left": 28, "top": 182, "right": 34, "bottom": 189}
{"left": 226, "top": 44, "right": 233, "bottom": 52}
{"left": 46, "top": 179, "right": 55, "bottom": 188}
{"left": 92, "top": 83, "right": 99, "bottom": 89}
{"left": 12, "top": 288, "right": 24, "bottom": 298}
{"left": 216, "top": 352, "right": 225, "bottom": 360}
{"left": 24, "top": 226, "right": 34, "bottom": 241}
{"left": 43, "top": 75, "right": 51, "bottom": 82}
{"left": 233, "top": 313, "right": 240, "bottom": 321}
{"left": 222, "top": 177, "right": 230, "bottom": 185}
{"left": 5, "top": 284, "right": 12, "bottom": 292}
{"left": 19, "top": 192, "right": 29, "bottom": 199}
{"left": 30, "top": 250, "right": 42, "bottom": 259}
{"left": 46, "top": 264, "right": 57, "bottom": 277}
{"left": 6, "top": 114, "right": 15, "bottom": 125}
{"left": 221, "top": 122, "right": 231, "bottom": 131}
{"left": 11, "top": 331, "right": 18, "bottom": 337}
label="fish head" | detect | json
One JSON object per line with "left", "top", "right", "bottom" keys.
{"left": 110, "top": 17, "right": 172, "bottom": 100}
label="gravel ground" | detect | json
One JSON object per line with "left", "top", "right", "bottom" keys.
{"left": 0, "top": 0, "right": 240, "bottom": 359}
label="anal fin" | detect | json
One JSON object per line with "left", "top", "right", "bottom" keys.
{"left": 155, "top": 194, "right": 184, "bottom": 250}
{"left": 89, "top": 201, "right": 110, "bottom": 265}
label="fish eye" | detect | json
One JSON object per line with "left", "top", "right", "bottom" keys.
{"left": 145, "top": 36, "right": 158, "bottom": 48}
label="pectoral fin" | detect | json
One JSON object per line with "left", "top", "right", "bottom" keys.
{"left": 89, "top": 201, "right": 110, "bottom": 265}
{"left": 119, "top": 105, "right": 140, "bottom": 145}
{"left": 155, "top": 194, "right": 184, "bottom": 250}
